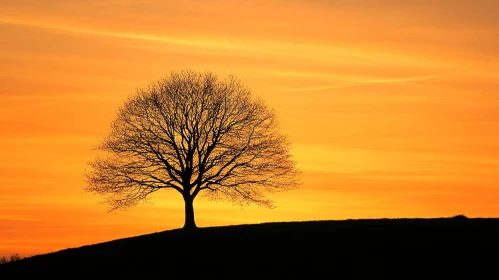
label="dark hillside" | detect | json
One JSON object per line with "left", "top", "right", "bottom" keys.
{"left": 1, "top": 217, "right": 498, "bottom": 278}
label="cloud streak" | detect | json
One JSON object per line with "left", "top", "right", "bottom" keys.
{"left": 0, "top": 16, "right": 257, "bottom": 52}
{"left": 0, "top": 15, "right": 455, "bottom": 69}
{"left": 288, "top": 75, "right": 452, "bottom": 92}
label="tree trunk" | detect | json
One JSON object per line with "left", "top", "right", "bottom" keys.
{"left": 183, "top": 195, "right": 197, "bottom": 230}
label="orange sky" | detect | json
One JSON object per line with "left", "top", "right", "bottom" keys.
{"left": 1, "top": 0, "right": 499, "bottom": 257}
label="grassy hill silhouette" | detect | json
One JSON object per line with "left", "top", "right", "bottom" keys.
{"left": 1, "top": 217, "right": 498, "bottom": 278}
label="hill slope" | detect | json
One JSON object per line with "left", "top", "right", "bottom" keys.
{"left": 1, "top": 217, "right": 498, "bottom": 278}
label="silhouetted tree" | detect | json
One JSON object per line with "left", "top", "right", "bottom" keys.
{"left": 85, "top": 69, "right": 300, "bottom": 229}
{"left": 9, "top": 254, "right": 21, "bottom": 262}
{"left": 0, "top": 253, "right": 22, "bottom": 265}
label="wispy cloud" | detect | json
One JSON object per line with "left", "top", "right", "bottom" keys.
{"left": 288, "top": 75, "right": 452, "bottom": 92}
{"left": 0, "top": 16, "right": 257, "bottom": 52}
{"left": 0, "top": 15, "right": 456, "bottom": 69}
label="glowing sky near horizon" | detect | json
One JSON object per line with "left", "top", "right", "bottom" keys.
{"left": 1, "top": 0, "right": 499, "bottom": 257}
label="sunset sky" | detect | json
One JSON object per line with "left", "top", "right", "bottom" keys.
{"left": 1, "top": 0, "right": 499, "bottom": 257}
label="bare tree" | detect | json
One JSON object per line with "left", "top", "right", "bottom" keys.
{"left": 85, "top": 69, "right": 300, "bottom": 229}
{"left": 0, "top": 253, "right": 22, "bottom": 265}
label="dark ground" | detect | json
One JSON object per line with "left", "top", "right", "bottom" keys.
{"left": 1, "top": 216, "right": 498, "bottom": 278}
